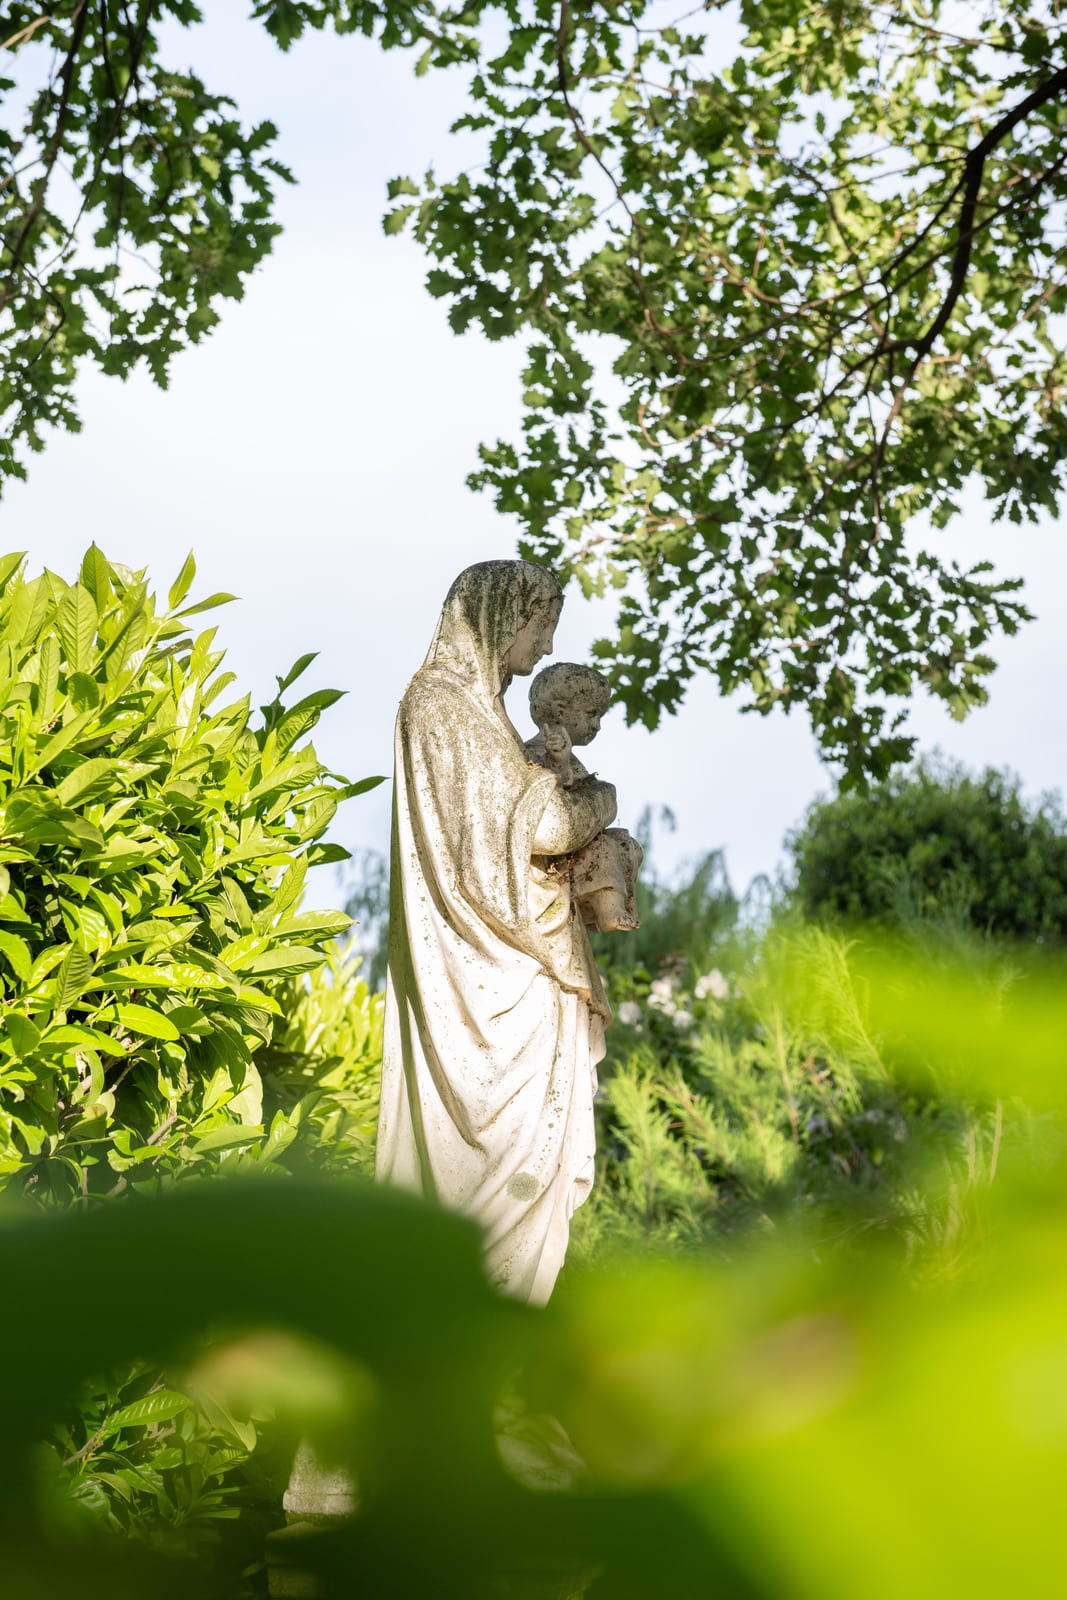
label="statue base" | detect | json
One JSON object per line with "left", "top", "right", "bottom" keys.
{"left": 266, "top": 1443, "right": 356, "bottom": 1598}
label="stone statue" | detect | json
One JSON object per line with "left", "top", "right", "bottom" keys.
{"left": 375, "top": 560, "right": 625, "bottom": 1306}
{"left": 271, "top": 563, "right": 640, "bottom": 1586}
{"left": 524, "top": 662, "right": 644, "bottom": 934}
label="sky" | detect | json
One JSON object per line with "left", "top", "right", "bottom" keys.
{"left": 5, "top": 5, "right": 1065, "bottom": 912}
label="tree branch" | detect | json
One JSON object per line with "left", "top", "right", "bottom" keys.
{"left": 885, "top": 62, "right": 1067, "bottom": 365}
{"left": 0, "top": 4, "right": 91, "bottom": 304}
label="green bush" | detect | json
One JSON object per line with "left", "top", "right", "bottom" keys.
{"left": 574, "top": 923, "right": 987, "bottom": 1269}
{"left": 573, "top": 836, "right": 1014, "bottom": 1268}
{"left": 0, "top": 546, "right": 382, "bottom": 1202}
{"left": 261, "top": 942, "right": 385, "bottom": 1176}
{"left": 787, "top": 756, "right": 1067, "bottom": 941}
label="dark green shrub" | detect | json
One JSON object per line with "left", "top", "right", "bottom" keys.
{"left": 0, "top": 546, "right": 382, "bottom": 1202}
{"left": 787, "top": 756, "right": 1067, "bottom": 941}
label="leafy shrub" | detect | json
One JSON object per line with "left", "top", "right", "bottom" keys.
{"left": 787, "top": 756, "right": 1067, "bottom": 941}
{"left": 0, "top": 546, "right": 382, "bottom": 1202}
{"left": 45, "top": 1357, "right": 280, "bottom": 1565}
{"left": 261, "top": 941, "right": 385, "bottom": 1176}
{"left": 0, "top": 546, "right": 391, "bottom": 1568}
{"left": 574, "top": 926, "right": 984, "bottom": 1267}
{"left": 43, "top": 948, "right": 386, "bottom": 1570}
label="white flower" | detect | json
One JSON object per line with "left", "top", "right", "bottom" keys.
{"left": 648, "top": 975, "right": 677, "bottom": 1009}
{"left": 695, "top": 968, "right": 729, "bottom": 1002}
{"left": 617, "top": 1000, "right": 642, "bottom": 1027}
{"left": 673, "top": 1009, "right": 695, "bottom": 1031}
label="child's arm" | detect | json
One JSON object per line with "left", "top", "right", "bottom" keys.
{"left": 541, "top": 724, "right": 576, "bottom": 788}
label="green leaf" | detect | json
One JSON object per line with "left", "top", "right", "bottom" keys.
{"left": 274, "top": 910, "right": 352, "bottom": 939}
{"left": 26, "top": 708, "right": 97, "bottom": 777}
{"left": 79, "top": 545, "right": 112, "bottom": 608}
{"left": 55, "top": 946, "right": 93, "bottom": 1009}
{"left": 348, "top": 774, "right": 387, "bottom": 798}
{"left": 61, "top": 902, "right": 111, "bottom": 953}
{"left": 42, "top": 1023, "right": 122, "bottom": 1054}
{"left": 54, "top": 758, "right": 123, "bottom": 807}
{"left": 104, "top": 1390, "right": 192, "bottom": 1434}
{"left": 383, "top": 205, "right": 416, "bottom": 235}
{"left": 276, "top": 652, "right": 318, "bottom": 694}
{"left": 189, "top": 1124, "right": 263, "bottom": 1152}
{"left": 36, "top": 635, "right": 60, "bottom": 724}
{"left": 0, "top": 551, "right": 26, "bottom": 592}
{"left": 2, "top": 799, "right": 105, "bottom": 851}
{"left": 174, "top": 592, "right": 237, "bottom": 618}
{"left": 4, "top": 1014, "right": 40, "bottom": 1055}
{"left": 112, "top": 1003, "right": 180, "bottom": 1042}
{"left": 0, "top": 931, "right": 32, "bottom": 981}
{"left": 243, "top": 944, "right": 322, "bottom": 977}
{"left": 168, "top": 551, "right": 197, "bottom": 610}
{"left": 308, "top": 842, "right": 351, "bottom": 866}
{"left": 56, "top": 585, "right": 98, "bottom": 674}
{"left": 219, "top": 934, "right": 270, "bottom": 971}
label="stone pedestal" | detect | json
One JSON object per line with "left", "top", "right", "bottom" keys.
{"left": 282, "top": 1442, "right": 357, "bottom": 1520}
{"left": 266, "top": 1443, "right": 356, "bottom": 1598}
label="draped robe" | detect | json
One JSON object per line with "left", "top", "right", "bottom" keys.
{"left": 375, "top": 569, "right": 610, "bottom": 1306}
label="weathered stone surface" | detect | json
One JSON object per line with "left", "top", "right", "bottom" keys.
{"left": 526, "top": 662, "right": 644, "bottom": 933}
{"left": 375, "top": 562, "right": 621, "bottom": 1306}
{"left": 268, "top": 1445, "right": 357, "bottom": 1598}
{"left": 265, "top": 1521, "right": 324, "bottom": 1599}
{"left": 282, "top": 1441, "right": 357, "bottom": 1519}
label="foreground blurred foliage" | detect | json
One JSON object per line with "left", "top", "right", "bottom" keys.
{"left": 2, "top": 961, "right": 1065, "bottom": 1599}
{"left": 7, "top": 875, "right": 1066, "bottom": 1593}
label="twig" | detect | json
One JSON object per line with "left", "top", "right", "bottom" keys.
{"left": 63, "top": 1420, "right": 109, "bottom": 1467}
{"left": 2, "top": 15, "right": 53, "bottom": 51}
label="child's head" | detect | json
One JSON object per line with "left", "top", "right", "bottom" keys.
{"left": 529, "top": 663, "right": 611, "bottom": 747}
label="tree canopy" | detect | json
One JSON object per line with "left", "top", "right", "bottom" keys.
{"left": 393, "top": 0, "right": 1066, "bottom": 782}
{"left": 0, "top": 2, "right": 474, "bottom": 484}
{"left": 3, "top": 2, "right": 1065, "bottom": 781}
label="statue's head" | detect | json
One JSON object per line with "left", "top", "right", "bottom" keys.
{"left": 428, "top": 560, "right": 563, "bottom": 694}
{"left": 530, "top": 662, "right": 611, "bottom": 747}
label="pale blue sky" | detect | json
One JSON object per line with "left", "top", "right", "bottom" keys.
{"left": 5, "top": 5, "right": 1065, "bottom": 908}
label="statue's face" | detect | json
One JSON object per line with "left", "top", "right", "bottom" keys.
{"left": 564, "top": 697, "right": 605, "bottom": 746}
{"left": 506, "top": 602, "right": 560, "bottom": 677}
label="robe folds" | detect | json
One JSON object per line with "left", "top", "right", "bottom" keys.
{"left": 376, "top": 660, "right": 610, "bottom": 1307}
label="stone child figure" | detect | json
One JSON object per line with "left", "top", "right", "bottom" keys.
{"left": 525, "top": 663, "right": 644, "bottom": 934}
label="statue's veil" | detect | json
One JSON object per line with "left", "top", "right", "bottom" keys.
{"left": 422, "top": 559, "right": 563, "bottom": 702}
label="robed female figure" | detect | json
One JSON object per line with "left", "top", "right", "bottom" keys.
{"left": 375, "top": 560, "right": 617, "bottom": 1305}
